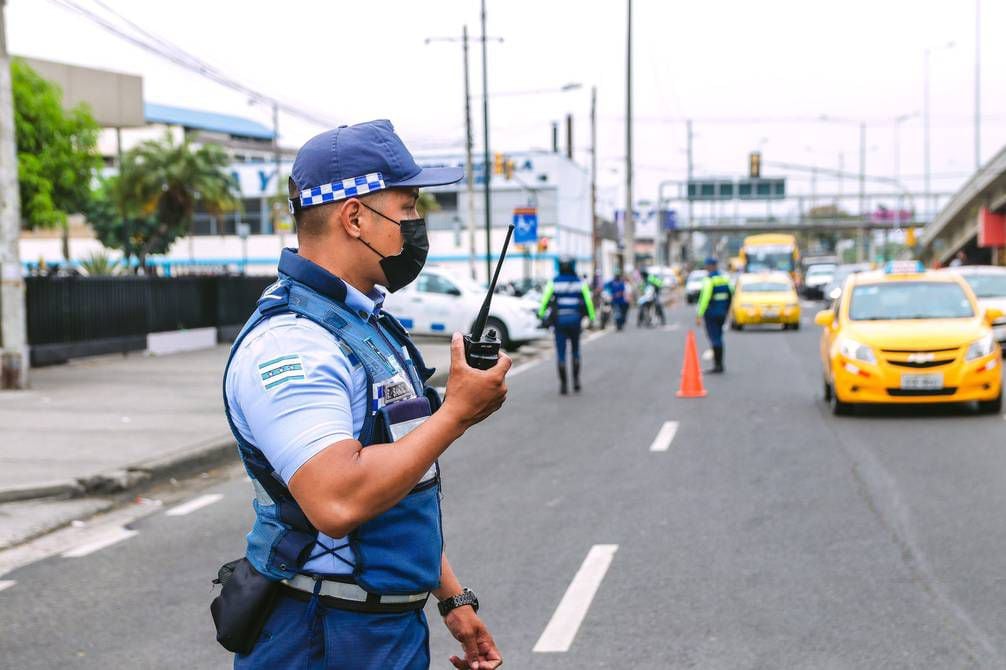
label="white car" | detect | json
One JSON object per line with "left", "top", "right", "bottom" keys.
{"left": 942, "top": 265, "right": 1006, "bottom": 347}
{"left": 684, "top": 270, "right": 708, "bottom": 304}
{"left": 382, "top": 267, "right": 546, "bottom": 350}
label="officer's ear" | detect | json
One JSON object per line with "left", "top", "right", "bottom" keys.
{"left": 336, "top": 199, "right": 364, "bottom": 240}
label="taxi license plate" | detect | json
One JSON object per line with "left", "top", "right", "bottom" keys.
{"left": 762, "top": 308, "right": 779, "bottom": 318}
{"left": 900, "top": 373, "right": 943, "bottom": 391}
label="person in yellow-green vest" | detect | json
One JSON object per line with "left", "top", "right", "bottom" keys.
{"left": 695, "top": 257, "right": 734, "bottom": 373}
{"left": 538, "top": 257, "right": 596, "bottom": 394}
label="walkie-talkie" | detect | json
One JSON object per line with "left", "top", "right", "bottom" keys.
{"left": 464, "top": 224, "right": 515, "bottom": 370}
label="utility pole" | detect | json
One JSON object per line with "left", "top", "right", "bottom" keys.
{"left": 462, "top": 26, "right": 477, "bottom": 280}
{"left": 272, "top": 100, "right": 285, "bottom": 246}
{"left": 975, "top": 0, "right": 981, "bottom": 170}
{"left": 0, "top": 0, "right": 27, "bottom": 389}
{"left": 858, "top": 121, "right": 866, "bottom": 262}
{"left": 923, "top": 47, "right": 931, "bottom": 221}
{"left": 685, "top": 119, "right": 693, "bottom": 263}
{"left": 623, "top": 0, "right": 634, "bottom": 273}
{"left": 590, "top": 86, "right": 598, "bottom": 279}
{"left": 480, "top": 0, "right": 492, "bottom": 283}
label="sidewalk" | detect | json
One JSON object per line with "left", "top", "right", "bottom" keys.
{"left": 0, "top": 338, "right": 454, "bottom": 504}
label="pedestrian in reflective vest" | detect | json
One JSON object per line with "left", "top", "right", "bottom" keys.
{"left": 217, "top": 120, "right": 507, "bottom": 669}
{"left": 695, "top": 257, "right": 734, "bottom": 373}
{"left": 538, "top": 257, "right": 596, "bottom": 394}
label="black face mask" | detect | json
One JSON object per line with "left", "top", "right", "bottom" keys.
{"left": 356, "top": 201, "right": 429, "bottom": 293}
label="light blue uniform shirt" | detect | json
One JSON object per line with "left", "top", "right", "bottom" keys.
{"left": 225, "top": 282, "right": 386, "bottom": 575}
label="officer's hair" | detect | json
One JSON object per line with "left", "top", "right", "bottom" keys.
{"left": 288, "top": 177, "right": 385, "bottom": 239}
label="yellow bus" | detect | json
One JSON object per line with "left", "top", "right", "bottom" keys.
{"left": 739, "top": 234, "right": 801, "bottom": 284}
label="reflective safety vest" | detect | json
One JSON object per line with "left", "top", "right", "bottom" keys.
{"left": 222, "top": 259, "right": 443, "bottom": 595}
{"left": 539, "top": 273, "right": 596, "bottom": 327}
{"left": 696, "top": 272, "right": 733, "bottom": 318}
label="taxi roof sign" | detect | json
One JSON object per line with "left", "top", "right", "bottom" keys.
{"left": 884, "top": 260, "right": 924, "bottom": 274}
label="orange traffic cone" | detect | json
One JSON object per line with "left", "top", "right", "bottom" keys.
{"left": 676, "top": 330, "right": 708, "bottom": 398}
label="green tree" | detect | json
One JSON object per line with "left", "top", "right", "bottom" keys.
{"left": 12, "top": 58, "right": 102, "bottom": 260}
{"left": 91, "top": 133, "right": 238, "bottom": 271}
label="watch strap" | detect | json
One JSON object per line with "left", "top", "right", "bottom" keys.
{"left": 438, "top": 588, "right": 479, "bottom": 616}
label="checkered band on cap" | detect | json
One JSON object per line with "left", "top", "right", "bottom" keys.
{"left": 294, "top": 172, "right": 386, "bottom": 210}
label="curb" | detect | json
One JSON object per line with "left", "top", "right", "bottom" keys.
{"left": 76, "top": 434, "right": 239, "bottom": 495}
{"left": 0, "top": 480, "right": 85, "bottom": 504}
{"left": 0, "top": 435, "right": 239, "bottom": 504}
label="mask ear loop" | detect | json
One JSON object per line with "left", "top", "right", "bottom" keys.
{"left": 353, "top": 200, "right": 406, "bottom": 259}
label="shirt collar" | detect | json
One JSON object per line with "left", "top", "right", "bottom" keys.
{"left": 278, "top": 248, "right": 385, "bottom": 317}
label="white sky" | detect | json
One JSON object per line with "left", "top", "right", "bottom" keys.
{"left": 8, "top": 0, "right": 1004, "bottom": 216}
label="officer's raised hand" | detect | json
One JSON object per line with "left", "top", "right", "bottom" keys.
{"left": 442, "top": 332, "right": 511, "bottom": 428}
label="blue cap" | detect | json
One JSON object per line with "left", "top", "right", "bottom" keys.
{"left": 704, "top": 256, "right": 718, "bottom": 266}
{"left": 289, "top": 119, "right": 463, "bottom": 212}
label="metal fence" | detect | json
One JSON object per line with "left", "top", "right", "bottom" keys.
{"left": 26, "top": 275, "right": 275, "bottom": 365}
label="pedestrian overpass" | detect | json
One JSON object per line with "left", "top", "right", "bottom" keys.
{"left": 919, "top": 145, "right": 1006, "bottom": 266}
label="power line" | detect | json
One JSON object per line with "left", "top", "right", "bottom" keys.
{"left": 45, "top": 0, "right": 336, "bottom": 129}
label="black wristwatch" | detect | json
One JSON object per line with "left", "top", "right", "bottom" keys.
{"left": 438, "top": 588, "right": 479, "bottom": 616}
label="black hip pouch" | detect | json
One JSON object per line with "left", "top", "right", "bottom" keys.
{"left": 210, "top": 558, "right": 280, "bottom": 655}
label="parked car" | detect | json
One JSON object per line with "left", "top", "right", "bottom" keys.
{"left": 802, "top": 263, "right": 837, "bottom": 300}
{"left": 684, "top": 270, "right": 708, "bottom": 304}
{"left": 382, "top": 267, "right": 545, "bottom": 351}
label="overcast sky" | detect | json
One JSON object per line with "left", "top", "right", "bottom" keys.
{"left": 8, "top": 0, "right": 1004, "bottom": 216}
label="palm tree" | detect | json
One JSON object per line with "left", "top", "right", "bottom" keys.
{"left": 118, "top": 133, "right": 238, "bottom": 271}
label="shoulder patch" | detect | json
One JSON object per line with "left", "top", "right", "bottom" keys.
{"left": 258, "top": 354, "right": 306, "bottom": 391}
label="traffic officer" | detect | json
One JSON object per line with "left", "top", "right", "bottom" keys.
{"left": 538, "top": 256, "right": 595, "bottom": 394}
{"left": 603, "top": 271, "right": 629, "bottom": 331}
{"left": 695, "top": 256, "right": 733, "bottom": 373}
{"left": 222, "top": 120, "right": 507, "bottom": 669}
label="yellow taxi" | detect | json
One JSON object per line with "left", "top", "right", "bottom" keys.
{"left": 729, "top": 272, "right": 801, "bottom": 330}
{"left": 814, "top": 260, "right": 1003, "bottom": 415}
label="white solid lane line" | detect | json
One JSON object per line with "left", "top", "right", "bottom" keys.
{"left": 61, "top": 527, "right": 137, "bottom": 558}
{"left": 0, "top": 580, "right": 15, "bottom": 592}
{"left": 165, "top": 493, "right": 224, "bottom": 517}
{"left": 649, "top": 421, "right": 680, "bottom": 452}
{"left": 533, "top": 544, "right": 619, "bottom": 653}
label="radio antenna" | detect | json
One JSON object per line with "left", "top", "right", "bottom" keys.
{"left": 470, "top": 224, "right": 515, "bottom": 341}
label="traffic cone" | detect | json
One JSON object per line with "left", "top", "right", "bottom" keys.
{"left": 676, "top": 330, "right": 708, "bottom": 398}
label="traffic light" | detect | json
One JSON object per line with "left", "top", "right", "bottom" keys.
{"left": 504, "top": 159, "right": 515, "bottom": 180}
{"left": 749, "top": 151, "right": 761, "bottom": 179}
{"left": 905, "top": 227, "right": 917, "bottom": 246}
{"left": 493, "top": 152, "right": 504, "bottom": 175}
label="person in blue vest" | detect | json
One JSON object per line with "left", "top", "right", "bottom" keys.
{"left": 695, "top": 256, "right": 734, "bottom": 373}
{"left": 220, "top": 120, "right": 508, "bottom": 669}
{"left": 603, "top": 271, "right": 629, "bottom": 331}
{"left": 538, "top": 257, "right": 596, "bottom": 394}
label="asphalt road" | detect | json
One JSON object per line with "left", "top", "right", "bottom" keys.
{"left": 2, "top": 302, "right": 1006, "bottom": 669}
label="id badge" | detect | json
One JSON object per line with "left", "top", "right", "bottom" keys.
{"left": 380, "top": 397, "right": 437, "bottom": 483}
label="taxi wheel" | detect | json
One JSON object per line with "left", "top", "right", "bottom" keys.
{"left": 977, "top": 392, "right": 1002, "bottom": 414}
{"left": 827, "top": 382, "right": 854, "bottom": 416}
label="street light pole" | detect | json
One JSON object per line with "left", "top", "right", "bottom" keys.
{"left": 480, "top": 0, "right": 492, "bottom": 283}
{"left": 0, "top": 0, "right": 27, "bottom": 389}
{"left": 623, "top": 0, "right": 634, "bottom": 273}
{"left": 924, "top": 41, "right": 955, "bottom": 221}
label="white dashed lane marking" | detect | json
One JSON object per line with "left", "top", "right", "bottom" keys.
{"left": 649, "top": 421, "right": 680, "bottom": 452}
{"left": 61, "top": 527, "right": 137, "bottom": 558}
{"left": 165, "top": 493, "right": 224, "bottom": 517}
{"left": 533, "top": 544, "right": 618, "bottom": 653}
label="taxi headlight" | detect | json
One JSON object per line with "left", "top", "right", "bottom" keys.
{"left": 965, "top": 333, "right": 995, "bottom": 361}
{"left": 838, "top": 337, "right": 876, "bottom": 364}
